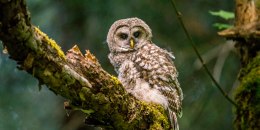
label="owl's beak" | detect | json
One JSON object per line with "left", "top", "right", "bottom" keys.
{"left": 130, "top": 38, "right": 135, "bottom": 49}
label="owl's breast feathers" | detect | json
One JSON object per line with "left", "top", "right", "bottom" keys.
{"left": 108, "top": 52, "right": 133, "bottom": 73}
{"left": 131, "top": 43, "right": 183, "bottom": 114}
{"left": 109, "top": 42, "right": 183, "bottom": 116}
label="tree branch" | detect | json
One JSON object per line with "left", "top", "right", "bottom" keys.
{"left": 170, "top": 0, "right": 238, "bottom": 107}
{"left": 0, "top": 0, "right": 170, "bottom": 129}
{"left": 218, "top": 0, "right": 260, "bottom": 41}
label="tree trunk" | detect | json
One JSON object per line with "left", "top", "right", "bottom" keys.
{"left": 219, "top": 0, "right": 260, "bottom": 129}
{"left": 0, "top": 0, "right": 170, "bottom": 129}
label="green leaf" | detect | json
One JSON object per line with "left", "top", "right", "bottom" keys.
{"left": 209, "top": 10, "right": 234, "bottom": 20}
{"left": 80, "top": 109, "right": 94, "bottom": 114}
{"left": 213, "top": 23, "right": 233, "bottom": 30}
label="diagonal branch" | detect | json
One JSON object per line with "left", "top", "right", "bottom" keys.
{"left": 0, "top": 0, "right": 170, "bottom": 129}
{"left": 170, "top": 0, "right": 238, "bottom": 107}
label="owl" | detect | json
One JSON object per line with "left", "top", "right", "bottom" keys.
{"left": 107, "top": 17, "right": 183, "bottom": 130}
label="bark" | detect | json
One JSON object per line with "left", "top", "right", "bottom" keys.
{"left": 219, "top": 0, "right": 260, "bottom": 129}
{"left": 0, "top": 0, "right": 170, "bottom": 129}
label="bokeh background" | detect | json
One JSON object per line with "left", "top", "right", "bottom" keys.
{"left": 0, "top": 0, "right": 239, "bottom": 130}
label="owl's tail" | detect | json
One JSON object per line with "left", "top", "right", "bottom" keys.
{"left": 167, "top": 108, "right": 179, "bottom": 130}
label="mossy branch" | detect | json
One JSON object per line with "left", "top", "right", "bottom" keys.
{"left": 0, "top": 0, "right": 170, "bottom": 129}
{"left": 218, "top": 0, "right": 260, "bottom": 129}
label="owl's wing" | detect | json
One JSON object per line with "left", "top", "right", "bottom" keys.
{"left": 164, "top": 51, "right": 183, "bottom": 115}
{"left": 134, "top": 44, "right": 183, "bottom": 115}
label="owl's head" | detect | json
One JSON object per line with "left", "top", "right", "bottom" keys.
{"left": 107, "top": 17, "right": 152, "bottom": 53}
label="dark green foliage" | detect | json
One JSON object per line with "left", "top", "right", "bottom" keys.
{"left": 209, "top": 10, "right": 234, "bottom": 20}
{"left": 209, "top": 10, "right": 234, "bottom": 30}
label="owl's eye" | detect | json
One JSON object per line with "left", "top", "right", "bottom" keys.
{"left": 133, "top": 31, "right": 140, "bottom": 38}
{"left": 119, "top": 33, "right": 128, "bottom": 40}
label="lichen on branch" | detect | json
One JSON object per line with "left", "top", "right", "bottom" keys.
{"left": 0, "top": 0, "right": 170, "bottom": 129}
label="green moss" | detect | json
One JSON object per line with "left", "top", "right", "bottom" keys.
{"left": 80, "top": 87, "right": 93, "bottom": 107}
{"left": 139, "top": 101, "right": 170, "bottom": 130}
{"left": 111, "top": 75, "right": 121, "bottom": 85}
{"left": 150, "top": 105, "right": 170, "bottom": 129}
{"left": 61, "top": 73, "right": 76, "bottom": 86}
{"left": 235, "top": 55, "right": 260, "bottom": 97}
{"left": 149, "top": 122, "right": 163, "bottom": 130}
{"left": 79, "top": 92, "right": 86, "bottom": 101}
{"left": 112, "top": 114, "right": 128, "bottom": 129}
{"left": 234, "top": 54, "right": 260, "bottom": 129}
{"left": 33, "top": 26, "right": 65, "bottom": 59}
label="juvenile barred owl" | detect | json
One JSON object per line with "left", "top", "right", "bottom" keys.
{"left": 107, "top": 17, "right": 183, "bottom": 130}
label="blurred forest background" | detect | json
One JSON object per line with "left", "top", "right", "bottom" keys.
{"left": 0, "top": 0, "right": 239, "bottom": 130}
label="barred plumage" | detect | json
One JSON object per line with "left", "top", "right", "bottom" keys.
{"left": 107, "top": 17, "right": 183, "bottom": 130}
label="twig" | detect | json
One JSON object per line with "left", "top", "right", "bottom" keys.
{"left": 170, "top": 0, "right": 238, "bottom": 107}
